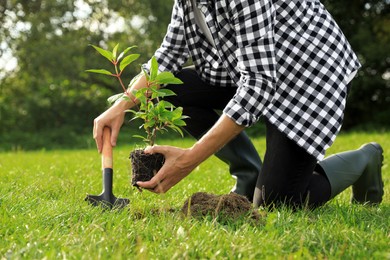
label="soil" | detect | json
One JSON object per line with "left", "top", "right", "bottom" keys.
{"left": 181, "top": 192, "right": 263, "bottom": 223}
{"left": 130, "top": 149, "right": 165, "bottom": 188}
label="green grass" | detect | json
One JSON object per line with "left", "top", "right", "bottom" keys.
{"left": 0, "top": 132, "right": 389, "bottom": 259}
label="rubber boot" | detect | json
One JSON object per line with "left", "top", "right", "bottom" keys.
{"left": 351, "top": 143, "right": 384, "bottom": 204}
{"left": 215, "top": 131, "right": 262, "bottom": 201}
{"left": 317, "top": 142, "right": 384, "bottom": 204}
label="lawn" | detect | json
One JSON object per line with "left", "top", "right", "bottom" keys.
{"left": 0, "top": 132, "right": 389, "bottom": 259}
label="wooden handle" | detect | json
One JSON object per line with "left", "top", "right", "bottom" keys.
{"left": 102, "top": 127, "right": 113, "bottom": 169}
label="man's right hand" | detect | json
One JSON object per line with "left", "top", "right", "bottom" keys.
{"left": 93, "top": 73, "right": 147, "bottom": 152}
{"left": 93, "top": 101, "right": 129, "bottom": 153}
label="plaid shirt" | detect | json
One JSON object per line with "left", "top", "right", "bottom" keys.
{"left": 144, "top": 0, "right": 361, "bottom": 159}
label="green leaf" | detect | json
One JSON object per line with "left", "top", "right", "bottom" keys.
{"left": 120, "top": 54, "right": 140, "bottom": 72}
{"left": 144, "top": 118, "right": 156, "bottom": 129}
{"left": 85, "top": 69, "right": 113, "bottom": 76}
{"left": 173, "top": 118, "right": 187, "bottom": 126}
{"left": 90, "top": 44, "right": 114, "bottom": 62}
{"left": 171, "top": 107, "right": 184, "bottom": 119}
{"left": 147, "top": 100, "right": 154, "bottom": 111}
{"left": 156, "top": 100, "right": 169, "bottom": 110}
{"left": 156, "top": 88, "right": 177, "bottom": 97}
{"left": 150, "top": 56, "right": 158, "bottom": 80}
{"left": 122, "top": 95, "right": 131, "bottom": 102}
{"left": 155, "top": 71, "right": 183, "bottom": 85}
{"left": 132, "top": 135, "right": 149, "bottom": 142}
{"left": 133, "top": 88, "right": 148, "bottom": 104}
{"left": 107, "top": 93, "right": 125, "bottom": 104}
{"left": 151, "top": 90, "right": 160, "bottom": 100}
{"left": 169, "top": 125, "right": 184, "bottom": 137}
{"left": 125, "top": 109, "right": 137, "bottom": 115}
{"left": 142, "top": 68, "right": 150, "bottom": 81}
{"left": 162, "top": 101, "right": 175, "bottom": 108}
{"left": 155, "top": 101, "right": 166, "bottom": 114}
{"left": 148, "top": 85, "right": 160, "bottom": 99}
{"left": 112, "top": 43, "right": 119, "bottom": 59}
{"left": 118, "top": 46, "right": 137, "bottom": 61}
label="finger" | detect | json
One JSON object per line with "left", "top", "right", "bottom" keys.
{"left": 137, "top": 167, "right": 169, "bottom": 192}
{"left": 153, "top": 183, "right": 167, "bottom": 194}
{"left": 137, "top": 178, "right": 161, "bottom": 190}
{"left": 145, "top": 182, "right": 168, "bottom": 194}
{"left": 110, "top": 127, "right": 119, "bottom": 147}
{"left": 143, "top": 145, "right": 156, "bottom": 154}
{"left": 144, "top": 145, "right": 167, "bottom": 155}
{"left": 93, "top": 120, "right": 103, "bottom": 153}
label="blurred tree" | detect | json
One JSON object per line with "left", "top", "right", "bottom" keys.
{"left": 0, "top": 0, "right": 388, "bottom": 150}
{"left": 0, "top": 0, "right": 173, "bottom": 143}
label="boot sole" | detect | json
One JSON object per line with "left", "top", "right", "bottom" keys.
{"left": 352, "top": 142, "right": 384, "bottom": 205}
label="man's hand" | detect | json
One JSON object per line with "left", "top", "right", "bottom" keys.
{"left": 136, "top": 145, "right": 197, "bottom": 193}
{"left": 137, "top": 114, "right": 245, "bottom": 193}
{"left": 93, "top": 74, "right": 148, "bottom": 153}
{"left": 93, "top": 101, "right": 128, "bottom": 153}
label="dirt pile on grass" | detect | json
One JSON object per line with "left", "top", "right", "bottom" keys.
{"left": 181, "top": 192, "right": 263, "bottom": 223}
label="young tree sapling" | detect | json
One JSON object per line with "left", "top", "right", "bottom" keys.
{"left": 87, "top": 44, "right": 187, "bottom": 189}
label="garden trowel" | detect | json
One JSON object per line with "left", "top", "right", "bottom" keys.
{"left": 85, "top": 127, "right": 129, "bottom": 209}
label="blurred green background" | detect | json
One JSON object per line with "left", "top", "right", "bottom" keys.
{"left": 0, "top": 0, "right": 389, "bottom": 151}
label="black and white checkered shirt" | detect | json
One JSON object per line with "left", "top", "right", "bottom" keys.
{"left": 143, "top": 0, "right": 361, "bottom": 159}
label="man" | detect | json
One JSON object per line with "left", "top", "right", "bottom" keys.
{"left": 94, "top": 0, "right": 384, "bottom": 208}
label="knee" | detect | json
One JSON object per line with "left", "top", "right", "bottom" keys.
{"left": 254, "top": 183, "right": 309, "bottom": 209}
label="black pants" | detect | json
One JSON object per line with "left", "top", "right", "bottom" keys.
{"left": 166, "top": 68, "right": 331, "bottom": 208}
{"left": 254, "top": 120, "right": 331, "bottom": 208}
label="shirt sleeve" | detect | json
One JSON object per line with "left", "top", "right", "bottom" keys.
{"left": 223, "top": 0, "right": 277, "bottom": 127}
{"left": 142, "top": 0, "right": 190, "bottom": 74}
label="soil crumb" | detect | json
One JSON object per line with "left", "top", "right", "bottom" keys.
{"left": 181, "top": 192, "right": 263, "bottom": 223}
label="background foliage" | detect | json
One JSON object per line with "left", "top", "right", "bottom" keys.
{"left": 0, "top": 0, "right": 389, "bottom": 150}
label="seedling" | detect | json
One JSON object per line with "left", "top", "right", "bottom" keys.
{"left": 87, "top": 43, "right": 187, "bottom": 189}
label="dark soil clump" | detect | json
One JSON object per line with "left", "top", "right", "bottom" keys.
{"left": 181, "top": 192, "right": 263, "bottom": 223}
{"left": 130, "top": 149, "right": 164, "bottom": 188}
